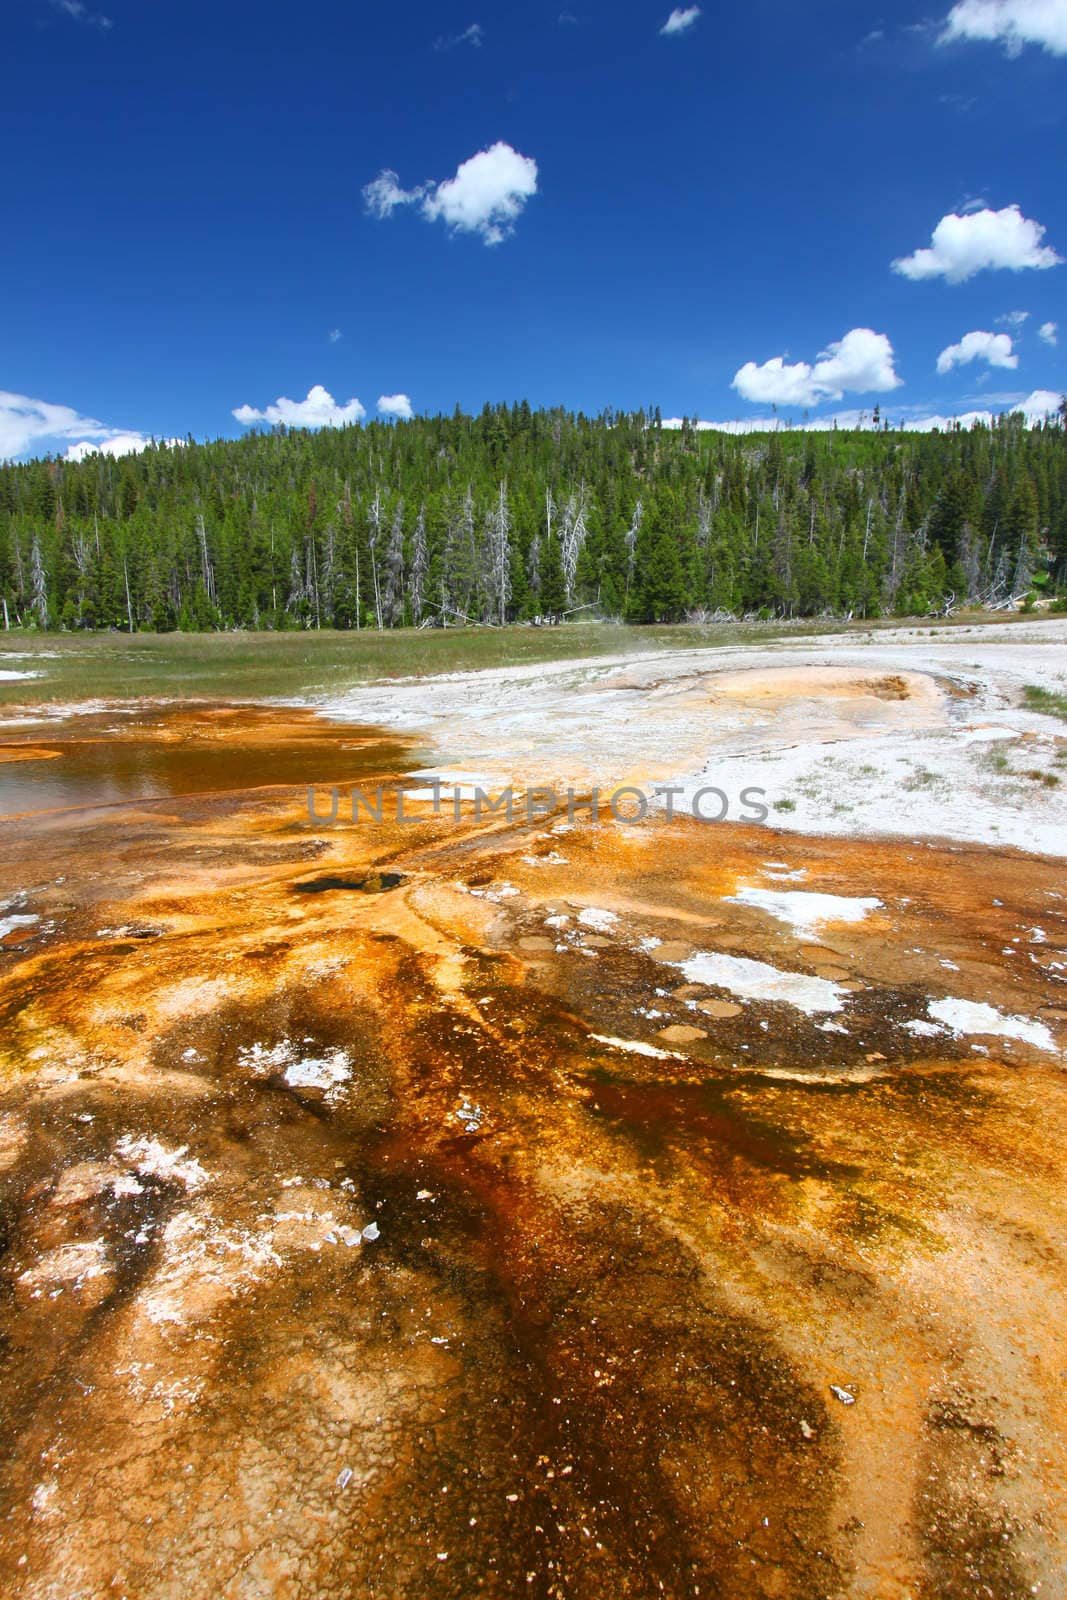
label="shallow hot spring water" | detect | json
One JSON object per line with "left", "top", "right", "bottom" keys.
{"left": 0, "top": 703, "right": 1065, "bottom": 1600}
{"left": 0, "top": 703, "right": 413, "bottom": 817}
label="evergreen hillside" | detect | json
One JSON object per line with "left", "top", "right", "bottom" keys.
{"left": 2, "top": 404, "right": 1065, "bottom": 632}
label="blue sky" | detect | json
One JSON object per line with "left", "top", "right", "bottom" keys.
{"left": 3, "top": 0, "right": 1064, "bottom": 459}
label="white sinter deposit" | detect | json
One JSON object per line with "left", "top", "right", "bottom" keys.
{"left": 926, "top": 998, "right": 1058, "bottom": 1053}
{"left": 727, "top": 886, "right": 883, "bottom": 937}
{"left": 300, "top": 616, "right": 1067, "bottom": 856}
{"left": 671, "top": 952, "right": 846, "bottom": 1016}
{"left": 238, "top": 1041, "right": 353, "bottom": 1102}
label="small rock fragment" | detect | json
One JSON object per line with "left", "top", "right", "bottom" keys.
{"left": 697, "top": 999, "right": 744, "bottom": 1020}
{"left": 650, "top": 941, "right": 694, "bottom": 964}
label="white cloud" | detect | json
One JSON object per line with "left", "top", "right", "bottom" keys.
{"left": 328, "top": 328, "right": 343, "bottom": 343}
{"left": 893, "top": 205, "right": 1062, "bottom": 283}
{"left": 666, "top": 390, "right": 1064, "bottom": 434}
{"left": 377, "top": 394, "right": 414, "bottom": 420}
{"left": 811, "top": 329, "right": 902, "bottom": 395}
{"left": 421, "top": 142, "right": 538, "bottom": 245}
{"left": 0, "top": 391, "right": 104, "bottom": 459}
{"left": 941, "top": 0, "right": 1067, "bottom": 56}
{"left": 907, "top": 390, "right": 1064, "bottom": 428}
{"left": 732, "top": 358, "right": 823, "bottom": 408}
{"left": 1016, "top": 388, "right": 1064, "bottom": 420}
{"left": 937, "top": 329, "right": 1019, "bottom": 373}
{"left": 940, "top": 91, "right": 979, "bottom": 113}
{"left": 732, "top": 328, "right": 902, "bottom": 408}
{"left": 0, "top": 390, "right": 173, "bottom": 462}
{"left": 51, "top": 0, "right": 112, "bottom": 30}
{"left": 997, "top": 308, "right": 1030, "bottom": 327}
{"left": 660, "top": 7, "right": 702, "bottom": 35}
{"left": 362, "top": 170, "right": 429, "bottom": 220}
{"left": 64, "top": 434, "right": 182, "bottom": 463}
{"left": 366, "top": 142, "right": 538, "bottom": 247}
{"left": 232, "top": 384, "right": 366, "bottom": 429}
{"left": 434, "top": 22, "right": 484, "bottom": 50}
{"left": 1039, "top": 319, "right": 1059, "bottom": 345}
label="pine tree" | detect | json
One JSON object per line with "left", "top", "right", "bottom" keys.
{"left": 635, "top": 530, "right": 687, "bottom": 622}
{"left": 1006, "top": 477, "right": 1040, "bottom": 596}
{"left": 539, "top": 532, "right": 567, "bottom": 618}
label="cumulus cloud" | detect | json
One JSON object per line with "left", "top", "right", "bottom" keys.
{"left": 904, "top": 389, "right": 1064, "bottom": 428}
{"left": 665, "top": 390, "right": 1064, "bottom": 434}
{"left": 1015, "top": 388, "right": 1065, "bottom": 420}
{"left": 997, "top": 309, "right": 1030, "bottom": 328}
{"left": 1039, "top": 320, "right": 1059, "bottom": 345}
{"left": 328, "top": 328, "right": 343, "bottom": 344}
{"left": 364, "top": 141, "right": 538, "bottom": 247}
{"left": 732, "top": 358, "right": 823, "bottom": 408}
{"left": 232, "top": 385, "right": 366, "bottom": 429}
{"left": 422, "top": 143, "right": 538, "bottom": 245}
{"left": 810, "top": 329, "right": 903, "bottom": 395}
{"left": 377, "top": 394, "right": 414, "bottom": 420}
{"left": 660, "top": 7, "right": 702, "bottom": 35}
{"left": 65, "top": 434, "right": 182, "bottom": 463}
{"left": 0, "top": 390, "right": 173, "bottom": 462}
{"left": 732, "top": 328, "right": 902, "bottom": 408}
{"left": 893, "top": 205, "right": 1062, "bottom": 283}
{"left": 434, "top": 22, "right": 484, "bottom": 50}
{"left": 941, "top": 0, "right": 1067, "bottom": 56}
{"left": 937, "top": 330, "right": 1019, "bottom": 373}
{"left": 1, "top": 391, "right": 106, "bottom": 460}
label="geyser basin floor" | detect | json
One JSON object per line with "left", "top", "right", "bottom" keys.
{"left": 0, "top": 698, "right": 1065, "bottom": 1600}
{"left": 306, "top": 616, "right": 1067, "bottom": 855}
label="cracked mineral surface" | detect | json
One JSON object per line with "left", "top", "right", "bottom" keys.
{"left": 1, "top": 636, "right": 1066, "bottom": 1599}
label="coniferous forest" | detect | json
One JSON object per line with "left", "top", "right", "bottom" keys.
{"left": 2, "top": 403, "right": 1065, "bottom": 633}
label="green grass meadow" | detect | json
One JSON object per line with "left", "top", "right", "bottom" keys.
{"left": 0, "top": 610, "right": 1044, "bottom": 709}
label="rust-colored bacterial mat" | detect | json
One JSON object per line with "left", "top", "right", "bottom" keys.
{"left": 0, "top": 706, "right": 1065, "bottom": 1599}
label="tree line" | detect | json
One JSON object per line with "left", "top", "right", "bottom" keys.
{"left": 1, "top": 402, "right": 1065, "bottom": 632}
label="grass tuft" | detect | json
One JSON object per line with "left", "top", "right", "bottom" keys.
{"left": 1022, "top": 685, "right": 1067, "bottom": 723}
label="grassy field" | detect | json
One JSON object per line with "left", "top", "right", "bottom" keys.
{"left": 0, "top": 611, "right": 1036, "bottom": 708}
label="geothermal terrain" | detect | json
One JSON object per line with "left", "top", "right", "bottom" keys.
{"left": 0, "top": 617, "right": 1065, "bottom": 1600}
